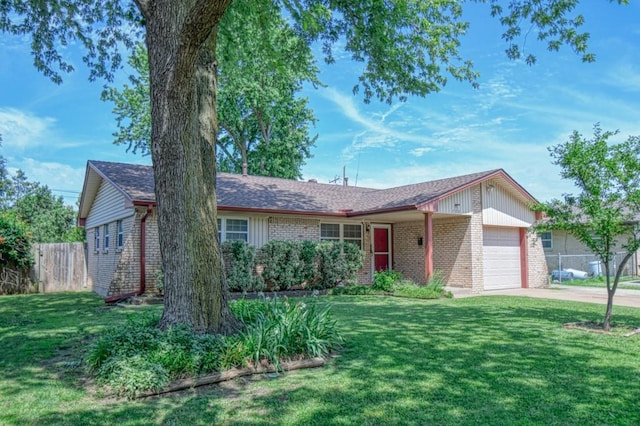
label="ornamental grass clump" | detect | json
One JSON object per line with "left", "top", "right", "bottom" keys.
{"left": 239, "top": 297, "right": 342, "bottom": 369}
{"left": 87, "top": 298, "right": 341, "bottom": 398}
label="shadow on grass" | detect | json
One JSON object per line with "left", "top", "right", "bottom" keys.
{"left": 2, "top": 294, "right": 640, "bottom": 425}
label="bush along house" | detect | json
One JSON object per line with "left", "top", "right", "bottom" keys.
{"left": 78, "top": 160, "right": 548, "bottom": 299}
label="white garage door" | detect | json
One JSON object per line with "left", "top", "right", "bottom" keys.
{"left": 483, "top": 227, "right": 521, "bottom": 290}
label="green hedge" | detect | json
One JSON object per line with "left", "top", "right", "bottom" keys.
{"left": 223, "top": 240, "right": 364, "bottom": 291}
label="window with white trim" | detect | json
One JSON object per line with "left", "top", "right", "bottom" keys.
{"left": 94, "top": 227, "right": 100, "bottom": 251}
{"left": 217, "top": 218, "right": 249, "bottom": 242}
{"left": 103, "top": 224, "right": 110, "bottom": 251}
{"left": 320, "top": 223, "right": 363, "bottom": 249}
{"left": 116, "top": 220, "right": 124, "bottom": 250}
{"left": 540, "top": 231, "right": 553, "bottom": 249}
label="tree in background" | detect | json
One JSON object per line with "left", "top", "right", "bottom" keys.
{"left": 534, "top": 125, "right": 640, "bottom": 331}
{"left": 1, "top": 0, "right": 627, "bottom": 335}
{"left": 103, "top": 1, "right": 319, "bottom": 179}
{"left": 11, "top": 183, "right": 80, "bottom": 243}
{"left": 216, "top": 2, "right": 319, "bottom": 179}
{"left": 0, "top": 142, "right": 82, "bottom": 243}
{"left": 0, "top": 137, "right": 10, "bottom": 209}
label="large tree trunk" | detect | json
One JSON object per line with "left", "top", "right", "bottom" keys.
{"left": 143, "top": 0, "right": 239, "bottom": 335}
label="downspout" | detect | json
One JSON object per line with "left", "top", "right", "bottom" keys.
{"left": 139, "top": 205, "right": 153, "bottom": 295}
{"left": 104, "top": 204, "right": 153, "bottom": 304}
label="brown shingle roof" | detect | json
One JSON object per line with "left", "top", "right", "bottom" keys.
{"left": 86, "top": 160, "right": 507, "bottom": 216}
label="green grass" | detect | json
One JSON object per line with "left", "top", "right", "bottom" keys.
{"left": 1, "top": 292, "right": 640, "bottom": 424}
{"left": 554, "top": 276, "right": 640, "bottom": 290}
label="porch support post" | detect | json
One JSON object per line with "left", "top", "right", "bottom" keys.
{"left": 424, "top": 212, "right": 434, "bottom": 280}
{"left": 520, "top": 227, "right": 529, "bottom": 288}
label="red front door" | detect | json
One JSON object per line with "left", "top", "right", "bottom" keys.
{"left": 373, "top": 226, "right": 390, "bottom": 271}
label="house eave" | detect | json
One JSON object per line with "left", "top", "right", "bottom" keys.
{"left": 218, "top": 206, "right": 347, "bottom": 217}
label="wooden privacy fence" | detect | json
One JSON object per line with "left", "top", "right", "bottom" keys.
{"left": 31, "top": 243, "right": 88, "bottom": 293}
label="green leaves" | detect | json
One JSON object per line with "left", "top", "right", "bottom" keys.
{"left": 535, "top": 124, "right": 640, "bottom": 329}
{"left": 0, "top": 210, "right": 32, "bottom": 268}
{"left": 0, "top": 0, "right": 141, "bottom": 83}
{"left": 537, "top": 124, "right": 640, "bottom": 261}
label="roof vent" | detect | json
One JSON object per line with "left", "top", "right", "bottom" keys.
{"left": 308, "top": 179, "right": 318, "bottom": 183}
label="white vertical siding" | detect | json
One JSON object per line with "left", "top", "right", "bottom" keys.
{"left": 86, "top": 180, "right": 134, "bottom": 228}
{"left": 249, "top": 216, "right": 269, "bottom": 248}
{"left": 438, "top": 188, "right": 473, "bottom": 214}
{"left": 482, "top": 182, "right": 534, "bottom": 227}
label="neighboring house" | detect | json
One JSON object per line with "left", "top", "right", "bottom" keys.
{"left": 78, "top": 160, "right": 548, "bottom": 298}
{"left": 540, "top": 230, "right": 638, "bottom": 277}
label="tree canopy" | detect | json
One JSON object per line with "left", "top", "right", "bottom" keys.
{"left": 535, "top": 124, "right": 640, "bottom": 330}
{"left": 102, "top": 0, "right": 320, "bottom": 179}
{"left": 0, "top": 0, "right": 628, "bottom": 334}
{"left": 0, "top": 143, "right": 82, "bottom": 243}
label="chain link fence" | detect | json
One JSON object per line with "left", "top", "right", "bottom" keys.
{"left": 545, "top": 252, "right": 637, "bottom": 282}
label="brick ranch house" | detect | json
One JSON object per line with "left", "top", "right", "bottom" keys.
{"left": 78, "top": 160, "right": 548, "bottom": 298}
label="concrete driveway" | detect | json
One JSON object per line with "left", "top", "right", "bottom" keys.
{"left": 447, "top": 284, "right": 640, "bottom": 308}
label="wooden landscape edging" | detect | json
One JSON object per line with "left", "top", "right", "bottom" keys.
{"left": 135, "top": 357, "right": 326, "bottom": 398}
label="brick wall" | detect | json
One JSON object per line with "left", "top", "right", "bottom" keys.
{"left": 393, "top": 221, "right": 426, "bottom": 284}
{"left": 433, "top": 217, "right": 472, "bottom": 288}
{"left": 267, "top": 215, "right": 371, "bottom": 284}
{"left": 268, "top": 216, "right": 320, "bottom": 241}
{"left": 87, "top": 215, "right": 135, "bottom": 296}
{"left": 527, "top": 231, "right": 550, "bottom": 288}
{"left": 470, "top": 185, "right": 485, "bottom": 292}
{"left": 356, "top": 226, "right": 372, "bottom": 284}
{"left": 144, "top": 212, "right": 162, "bottom": 292}
{"left": 108, "top": 212, "right": 141, "bottom": 296}
{"left": 88, "top": 208, "right": 162, "bottom": 297}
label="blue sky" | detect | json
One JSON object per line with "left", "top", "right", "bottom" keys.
{"left": 1, "top": 2, "right": 639, "bottom": 206}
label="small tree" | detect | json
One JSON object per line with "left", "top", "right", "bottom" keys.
{"left": 535, "top": 124, "right": 640, "bottom": 331}
{"left": 0, "top": 211, "right": 32, "bottom": 269}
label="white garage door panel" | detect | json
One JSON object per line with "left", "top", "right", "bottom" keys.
{"left": 483, "top": 227, "right": 521, "bottom": 290}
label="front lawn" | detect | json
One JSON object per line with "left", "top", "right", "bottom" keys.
{"left": 554, "top": 276, "right": 640, "bottom": 290}
{"left": 1, "top": 293, "right": 639, "bottom": 424}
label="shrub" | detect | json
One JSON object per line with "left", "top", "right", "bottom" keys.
{"left": 393, "top": 271, "right": 452, "bottom": 299}
{"left": 258, "top": 240, "right": 363, "bottom": 290}
{"left": 87, "top": 297, "right": 342, "bottom": 398}
{"left": 260, "top": 240, "right": 308, "bottom": 290}
{"left": 393, "top": 282, "right": 452, "bottom": 299}
{"left": 372, "top": 270, "right": 403, "bottom": 292}
{"left": 99, "top": 355, "right": 169, "bottom": 398}
{"left": 153, "top": 269, "right": 164, "bottom": 294}
{"left": 0, "top": 211, "right": 32, "bottom": 269}
{"left": 299, "top": 240, "right": 317, "bottom": 284}
{"left": 223, "top": 240, "right": 264, "bottom": 292}
{"left": 315, "top": 242, "right": 364, "bottom": 289}
{"left": 239, "top": 297, "right": 343, "bottom": 368}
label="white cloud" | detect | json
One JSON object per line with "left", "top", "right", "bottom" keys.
{"left": 8, "top": 158, "right": 85, "bottom": 191}
{"left": 0, "top": 107, "right": 93, "bottom": 150}
{"left": 409, "top": 147, "right": 434, "bottom": 157}
{"left": 608, "top": 62, "right": 640, "bottom": 92}
{"left": 0, "top": 108, "right": 56, "bottom": 149}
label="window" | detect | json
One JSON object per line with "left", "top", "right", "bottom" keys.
{"left": 540, "top": 231, "right": 552, "bottom": 249}
{"left": 103, "top": 224, "right": 110, "bottom": 251}
{"left": 116, "top": 220, "right": 124, "bottom": 250}
{"left": 94, "top": 227, "right": 100, "bottom": 251}
{"left": 217, "top": 218, "right": 249, "bottom": 243}
{"left": 321, "top": 223, "right": 363, "bottom": 249}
